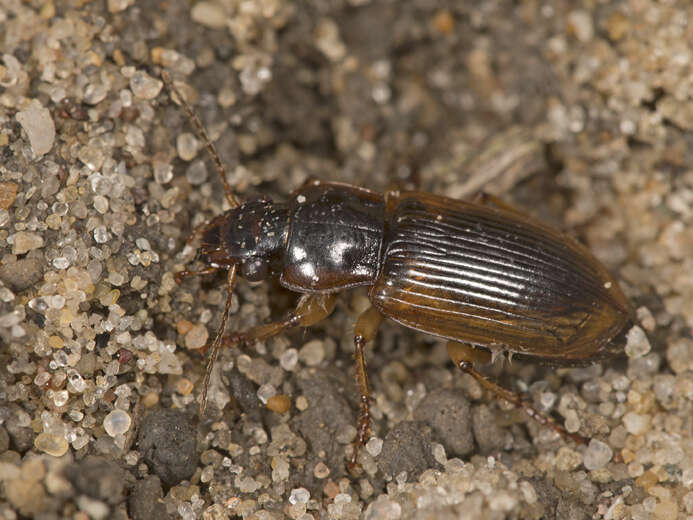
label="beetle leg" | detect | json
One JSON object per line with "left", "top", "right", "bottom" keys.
{"left": 446, "top": 341, "right": 589, "bottom": 446}
{"left": 175, "top": 266, "right": 219, "bottom": 284}
{"left": 350, "top": 306, "right": 384, "bottom": 471}
{"left": 202, "top": 294, "right": 337, "bottom": 412}
{"left": 222, "top": 293, "right": 337, "bottom": 347}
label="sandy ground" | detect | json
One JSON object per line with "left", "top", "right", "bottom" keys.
{"left": 1, "top": 0, "right": 692, "bottom": 519}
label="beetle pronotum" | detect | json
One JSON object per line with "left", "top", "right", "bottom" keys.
{"left": 162, "top": 71, "right": 632, "bottom": 469}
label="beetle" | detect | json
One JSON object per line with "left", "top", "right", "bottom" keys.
{"left": 162, "top": 72, "right": 633, "bottom": 468}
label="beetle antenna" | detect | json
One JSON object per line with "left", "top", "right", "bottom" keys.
{"left": 200, "top": 264, "right": 238, "bottom": 414}
{"left": 161, "top": 70, "right": 240, "bottom": 209}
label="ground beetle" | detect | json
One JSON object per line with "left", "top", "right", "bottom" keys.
{"left": 162, "top": 72, "right": 633, "bottom": 468}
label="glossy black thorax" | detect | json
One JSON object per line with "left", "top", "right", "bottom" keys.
{"left": 280, "top": 181, "right": 385, "bottom": 292}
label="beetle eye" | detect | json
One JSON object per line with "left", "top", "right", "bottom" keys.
{"left": 241, "top": 257, "right": 269, "bottom": 282}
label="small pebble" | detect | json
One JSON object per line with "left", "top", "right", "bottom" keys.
{"left": 176, "top": 378, "right": 194, "bottom": 396}
{"left": 636, "top": 470, "right": 658, "bottom": 490}
{"left": 185, "top": 160, "right": 208, "bottom": 185}
{"left": 567, "top": 10, "right": 594, "bottom": 43}
{"left": 11, "top": 231, "right": 44, "bottom": 255}
{"left": 625, "top": 326, "right": 651, "bottom": 359}
{"left": 93, "top": 226, "right": 110, "bottom": 244}
{"left": 272, "top": 456, "right": 290, "bottom": 482}
{"left": 564, "top": 409, "right": 581, "bottom": 433}
{"left": 83, "top": 83, "right": 108, "bottom": 105}
{"left": 366, "top": 437, "right": 383, "bottom": 457}
{"left": 289, "top": 487, "right": 310, "bottom": 505}
{"left": 365, "top": 497, "right": 402, "bottom": 520}
{"left": 299, "top": 339, "right": 325, "bottom": 366}
{"left": 76, "top": 496, "right": 109, "bottom": 520}
{"left": 279, "top": 348, "right": 298, "bottom": 371}
{"left": 606, "top": 11, "right": 629, "bottom": 41}
{"left": 176, "top": 319, "right": 193, "bottom": 335}
{"left": 93, "top": 195, "right": 109, "bottom": 214}
{"left": 635, "top": 306, "right": 655, "bottom": 332}
{"left": 314, "top": 462, "right": 330, "bottom": 479}
{"left": 323, "top": 481, "right": 339, "bottom": 499}
{"left": 78, "top": 146, "right": 105, "bottom": 171}
{"left": 34, "top": 432, "right": 69, "bottom": 457}
{"left": 0, "top": 257, "right": 43, "bottom": 292}
{"left": 295, "top": 395, "right": 308, "bottom": 411}
{"left": 185, "top": 324, "right": 208, "bottom": 349}
{"left": 108, "top": 0, "right": 134, "bottom": 13}
{"left": 142, "top": 392, "right": 159, "bottom": 408}
{"left": 583, "top": 439, "right": 613, "bottom": 470}
{"left": 177, "top": 133, "right": 199, "bottom": 161}
{"left": 130, "top": 71, "right": 163, "bottom": 100}
{"left": 432, "top": 10, "right": 454, "bottom": 35}
{"left": 432, "top": 443, "right": 447, "bottom": 465}
{"left": 266, "top": 394, "right": 291, "bottom": 414}
{"left": 138, "top": 409, "right": 198, "bottom": 485}
{"left": 257, "top": 383, "right": 277, "bottom": 404}
{"left": 0, "top": 182, "right": 18, "bottom": 209}
{"left": 53, "top": 390, "right": 69, "bottom": 407}
{"left": 103, "top": 409, "right": 132, "bottom": 436}
{"left": 556, "top": 447, "right": 582, "bottom": 471}
{"left": 16, "top": 102, "right": 55, "bottom": 156}
{"left": 190, "top": 1, "right": 228, "bottom": 29}
{"left": 623, "top": 412, "right": 651, "bottom": 435}
{"left": 153, "top": 161, "right": 173, "bottom": 184}
{"left": 5, "top": 475, "right": 48, "bottom": 516}
{"left": 413, "top": 388, "right": 473, "bottom": 457}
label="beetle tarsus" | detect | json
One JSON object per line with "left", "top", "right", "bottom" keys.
{"left": 349, "top": 333, "right": 374, "bottom": 470}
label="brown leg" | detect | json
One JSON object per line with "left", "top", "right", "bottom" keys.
{"left": 350, "top": 306, "right": 383, "bottom": 471}
{"left": 446, "top": 342, "right": 589, "bottom": 445}
{"left": 201, "top": 293, "right": 337, "bottom": 413}
{"left": 175, "top": 266, "right": 219, "bottom": 284}
{"left": 222, "top": 293, "right": 337, "bottom": 347}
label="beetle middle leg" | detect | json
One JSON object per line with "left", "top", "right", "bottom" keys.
{"left": 349, "top": 306, "right": 384, "bottom": 471}
{"left": 446, "top": 341, "right": 589, "bottom": 446}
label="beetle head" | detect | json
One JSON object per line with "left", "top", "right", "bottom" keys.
{"left": 200, "top": 198, "right": 288, "bottom": 281}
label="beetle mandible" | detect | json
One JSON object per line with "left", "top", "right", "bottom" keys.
{"left": 162, "top": 72, "right": 633, "bottom": 469}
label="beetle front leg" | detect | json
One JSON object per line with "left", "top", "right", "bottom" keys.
{"left": 446, "top": 341, "right": 590, "bottom": 446}
{"left": 349, "top": 306, "right": 384, "bottom": 472}
{"left": 222, "top": 293, "right": 337, "bottom": 347}
{"left": 203, "top": 292, "right": 336, "bottom": 413}
{"left": 175, "top": 266, "right": 219, "bottom": 284}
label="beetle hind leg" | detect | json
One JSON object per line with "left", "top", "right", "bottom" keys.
{"left": 446, "top": 341, "right": 589, "bottom": 446}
